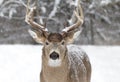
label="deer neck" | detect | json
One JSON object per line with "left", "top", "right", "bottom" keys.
{"left": 41, "top": 48, "right": 70, "bottom": 82}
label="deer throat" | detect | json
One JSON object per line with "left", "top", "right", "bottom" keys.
{"left": 41, "top": 48, "right": 69, "bottom": 82}
{"left": 41, "top": 56, "right": 69, "bottom": 82}
{"left": 48, "top": 59, "right": 62, "bottom": 67}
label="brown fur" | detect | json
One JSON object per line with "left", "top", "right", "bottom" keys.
{"left": 40, "top": 46, "right": 91, "bottom": 82}
{"left": 48, "top": 33, "right": 63, "bottom": 42}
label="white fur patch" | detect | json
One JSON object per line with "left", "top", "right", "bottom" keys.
{"left": 48, "top": 59, "right": 61, "bottom": 67}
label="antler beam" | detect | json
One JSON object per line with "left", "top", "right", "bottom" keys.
{"left": 25, "top": 0, "right": 47, "bottom": 32}
{"left": 62, "top": 0, "right": 84, "bottom": 33}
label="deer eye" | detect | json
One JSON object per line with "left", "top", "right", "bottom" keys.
{"left": 61, "top": 41, "right": 65, "bottom": 45}
{"left": 45, "top": 42, "right": 49, "bottom": 45}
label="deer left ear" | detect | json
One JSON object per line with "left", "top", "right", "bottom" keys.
{"left": 63, "top": 31, "right": 81, "bottom": 44}
{"left": 28, "top": 29, "right": 47, "bottom": 44}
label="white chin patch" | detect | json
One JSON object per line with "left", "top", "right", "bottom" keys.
{"left": 48, "top": 59, "right": 61, "bottom": 67}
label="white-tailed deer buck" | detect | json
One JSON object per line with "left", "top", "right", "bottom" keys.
{"left": 25, "top": 0, "right": 91, "bottom": 82}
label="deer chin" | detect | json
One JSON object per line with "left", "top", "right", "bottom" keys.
{"left": 48, "top": 59, "right": 61, "bottom": 67}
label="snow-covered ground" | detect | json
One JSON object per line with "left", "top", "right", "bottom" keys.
{"left": 0, "top": 45, "right": 120, "bottom": 82}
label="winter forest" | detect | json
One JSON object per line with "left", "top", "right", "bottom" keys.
{"left": 0, "top": 0, "right": 120, "bottom": 45}
{"left": 0, "top": 0, "right": 120, "bottom": 82}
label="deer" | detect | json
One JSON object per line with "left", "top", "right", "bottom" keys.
{"left": 25, "top": 0, "right": 91, "bottom": 82}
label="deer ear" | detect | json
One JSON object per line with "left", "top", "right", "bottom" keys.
{"left": 64, "top": 30, "right": 81, "bottom": 44}
{"left": 28, "top": 29, "right": 46, "bottom": 44}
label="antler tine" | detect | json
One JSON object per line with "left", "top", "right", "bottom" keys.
{"left": 62, "top": 0, "right": 84, "bottom": 33}
{"left": 25, "top": 0, "right": 47, "bottom": 32}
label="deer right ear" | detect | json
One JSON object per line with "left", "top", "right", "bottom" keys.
{"left": 28, "top": 29, "right": 47, "bottom": 44}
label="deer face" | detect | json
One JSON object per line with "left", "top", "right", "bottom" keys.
{"left": 43, "top": 33, "right": 67, "bottom": 67}
{"left": 28, "top": 30, "right": 75, "bottom": 67}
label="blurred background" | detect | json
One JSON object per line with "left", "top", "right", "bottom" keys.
{"left": 0, "top": 1, "right": 120, "bottom": 82}
{"left": 0, "top": 0, "right": 120, "bottom": 45}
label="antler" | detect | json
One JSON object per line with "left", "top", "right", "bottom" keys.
{"left": 62, "top": 0, "right": 84, "bottom": 33}
{"left": 25, "top": 0, "right": 47, "bottom": 32}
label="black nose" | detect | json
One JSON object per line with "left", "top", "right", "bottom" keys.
{"left": 50, "top": 52, "right": 59, "bottom": 60}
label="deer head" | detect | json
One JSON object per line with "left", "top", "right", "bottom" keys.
{"left": 25, "top": 0, "right": 84, "bottom": 67}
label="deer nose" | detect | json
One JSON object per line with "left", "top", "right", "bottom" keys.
{"left": 50, "top": 52, "right": 59, "bottom": 60}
